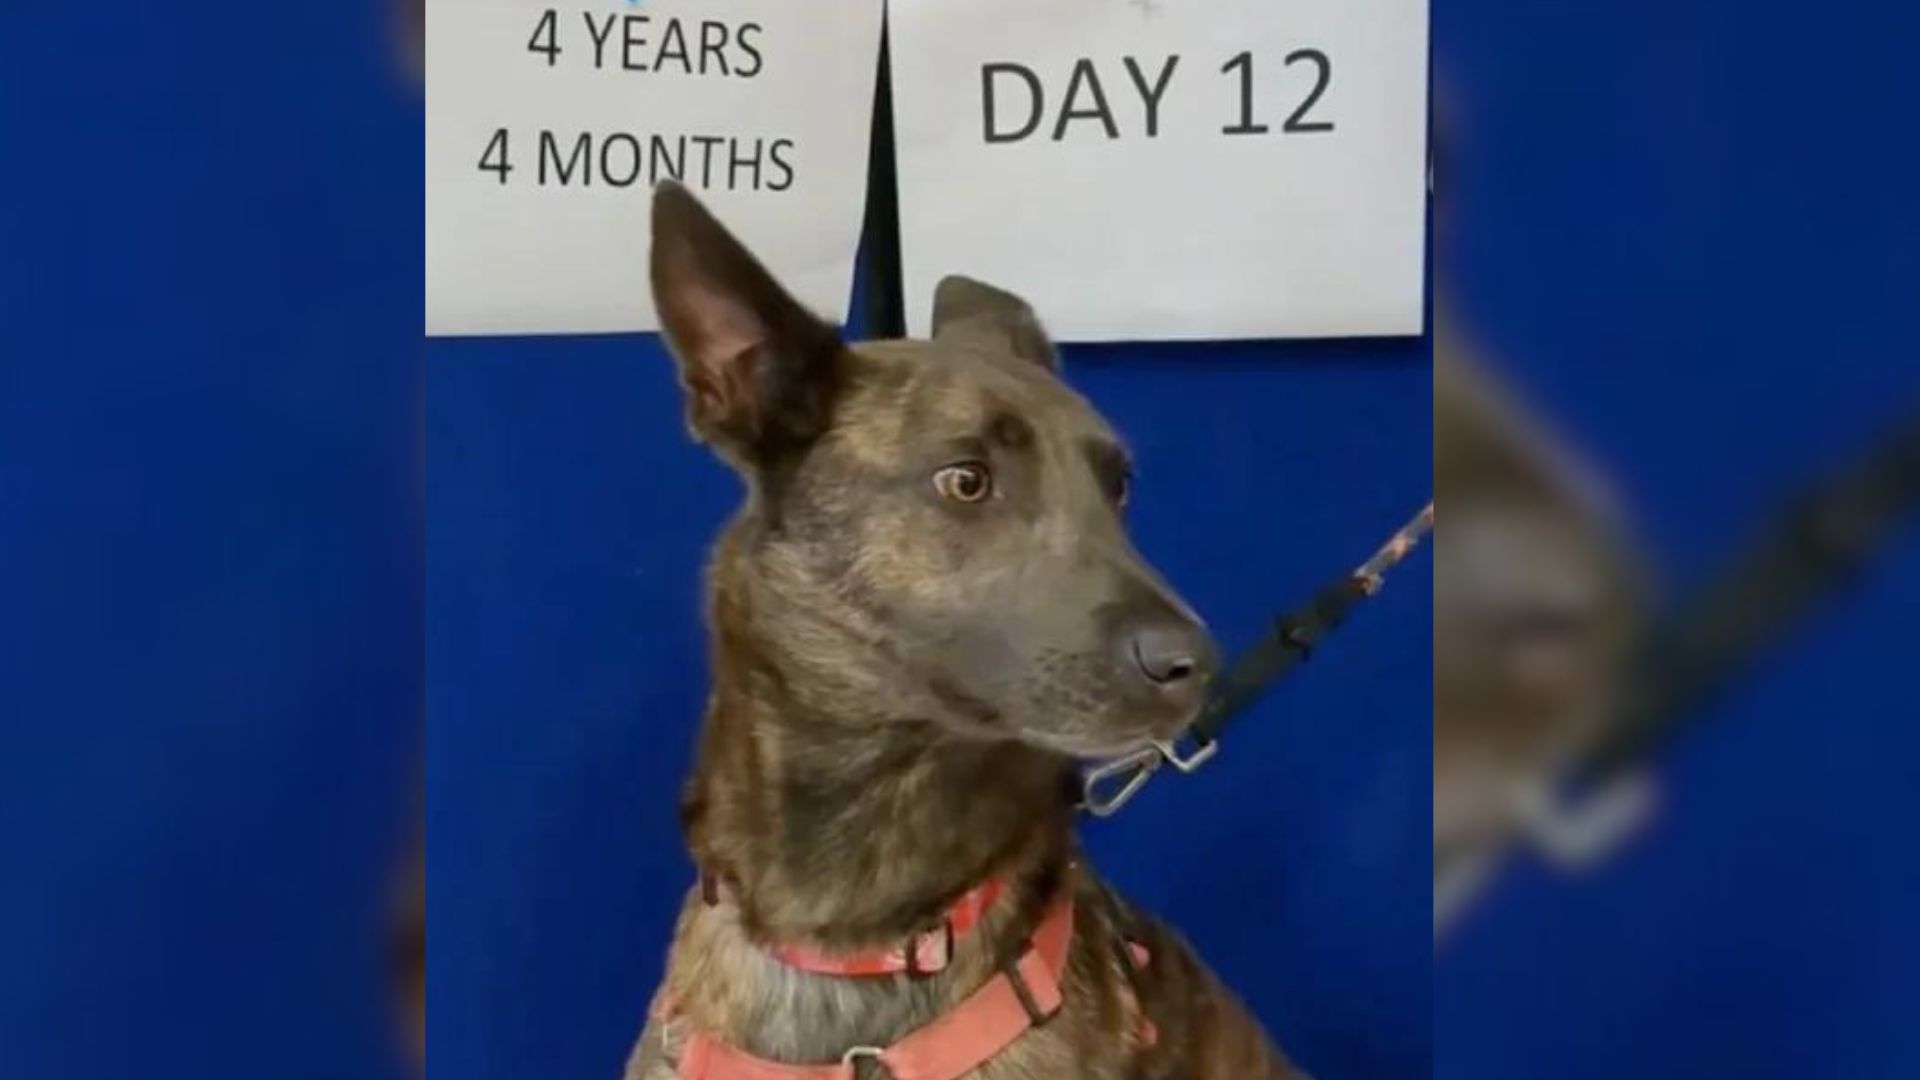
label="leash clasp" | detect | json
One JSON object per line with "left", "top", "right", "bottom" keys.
{"left": 1081, "top": 732, "right": 1220, "bottom": 818}
{"left": 1081, "top": 746, "right": 1163, "bottom": 818}
{"left": 1155, "top": 731, "right": 1219, "bottom": 773}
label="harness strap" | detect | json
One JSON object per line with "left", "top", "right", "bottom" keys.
{"left": 675, "top": 891, "right": 1076, "bottom": 1080}
{"left": 677, "top": 1033, "right": 846, "bottom": 1080}
{"left": 768, "top": 879, "right": 1007, "bottom": 978}
{"left": 702, "top": 872, "right": 1008, "bottom": 978}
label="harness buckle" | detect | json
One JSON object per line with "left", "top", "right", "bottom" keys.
{"left": 840, "top": 1044, "right": 890, "bottom": 1077}
{"left": 903, "top": 918, "right": 954, "bottom": 976}
{"left": 999, "top": 949, "right": 1056, "bottom": 1027}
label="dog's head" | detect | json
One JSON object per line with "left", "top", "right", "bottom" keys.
{"left": 650, "top": 183, "right": 1215, "bottom": 758}
{"left": 1432, "top": 340, "right": 1646, "bottom": 858}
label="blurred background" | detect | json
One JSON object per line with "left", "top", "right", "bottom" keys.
{"left": 1433, "top": 0, "right": 1920, "bottom": 1077}
{"left": 0, "top": 3, "right": 421, "bottom": 1079}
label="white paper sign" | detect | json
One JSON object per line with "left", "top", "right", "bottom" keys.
{"left": 427, "top": 0, "right": 883, "bottom": 336}
{"left": 889, "top": 0, "right": 1429, "bottom": 342}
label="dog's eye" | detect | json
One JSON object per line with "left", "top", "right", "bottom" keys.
{"left": 933, "top": 462, "right": 993, "bottom": 503}
{"left": 1111, "top": 469, "right": 1132, "bottom": 508}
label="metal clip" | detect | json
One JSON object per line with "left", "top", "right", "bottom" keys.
{"left": 1517, "top": 769, "right": 1658, "bottom": 869}
{"left": 1154, "top": 732, "right": 1219, "bottom": 773}
{"left": 1081, "top": 732, "right": 1222, "bottom": 817}
{"left": 841, "top": 1044, "right": 889, "bottom": 1076}
{"left": 1081, "top": 746, "right": 1164, "bottom": 818}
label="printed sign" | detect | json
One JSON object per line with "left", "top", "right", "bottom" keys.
{"left": 889, "top": 0, "right": 1429, "bottom": 342}
{"left": 427, "top": 0, "right": 884, "bottom": 336}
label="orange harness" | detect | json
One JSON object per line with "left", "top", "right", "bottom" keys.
{"left": 665, "top": 879, "right": 1156, "bottom": 1080}
{"left": 766, "top": 878, "right": 1009, "bottom": 978}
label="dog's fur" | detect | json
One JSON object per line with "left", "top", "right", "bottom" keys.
{"left": 623, "top": 183, "right": 1304, "bottom": 1079}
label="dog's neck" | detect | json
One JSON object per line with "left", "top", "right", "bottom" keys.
{"left": 682, "top": 559, "right": 1076, "bottom": 950}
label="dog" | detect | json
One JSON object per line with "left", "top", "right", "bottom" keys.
{"left": 1432, "top": 330, "right": 1647, "bottom": 923}
{"left": 622, "top": 182, "right": 1305, "bottom": 1079}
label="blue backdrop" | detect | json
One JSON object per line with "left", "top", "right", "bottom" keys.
{"left": 427, "top": 273, "right": 1432, "bottom": 1075}
{"left": 1435, "top": 1, "right": 1920, "bottom": 1077}
{"left": 0, "top": 4, "right": 419, "bottom": 1080}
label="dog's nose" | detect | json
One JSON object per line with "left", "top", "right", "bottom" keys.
{"left": 1126, "top": 620, "right": 1218, "bottom": 703}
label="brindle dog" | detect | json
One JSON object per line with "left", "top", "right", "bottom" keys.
{"left": 1432, "top": 330, "right": 1647, "bottom": 910}
{"left": 623, "top": 182, "right": 1304, "bottom": 1079}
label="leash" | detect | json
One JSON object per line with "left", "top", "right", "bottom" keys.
{"left": 1437, "top": 406, "right": 1920, "bottom": 935}
{"left": 1573, "top": 408, "right": 1920, "bottom": 788}
{"left": 1083, "top": 502, "right": 1436, "bottom": 817}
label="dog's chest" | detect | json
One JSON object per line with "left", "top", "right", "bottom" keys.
{"left": 627, "top": 1001, "right": 1116, "bottom": 1080}
{"left": 625, "top": 889, "right": 1144, "bottom": 1080}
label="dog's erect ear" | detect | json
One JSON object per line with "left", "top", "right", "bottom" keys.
{"left": 930, "top": 275, "right": 1057, "bottom": 371}
{"left": 650, "top": 181, "right": 842, "bottom": 464}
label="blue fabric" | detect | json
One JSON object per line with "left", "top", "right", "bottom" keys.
{"left": 1435, "top": 1, "right": 1920, "bottom": 1076}
{"left": 0, "top": 4, "right": 420, "bottom": 1080}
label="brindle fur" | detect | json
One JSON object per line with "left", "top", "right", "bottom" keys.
{"left": 623, "top": 183, "right": 1305, "bottom": 1079}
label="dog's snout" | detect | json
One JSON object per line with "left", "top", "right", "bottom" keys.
{"left": 1123, "top": 618, "right": 1218, "bottom": 703}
